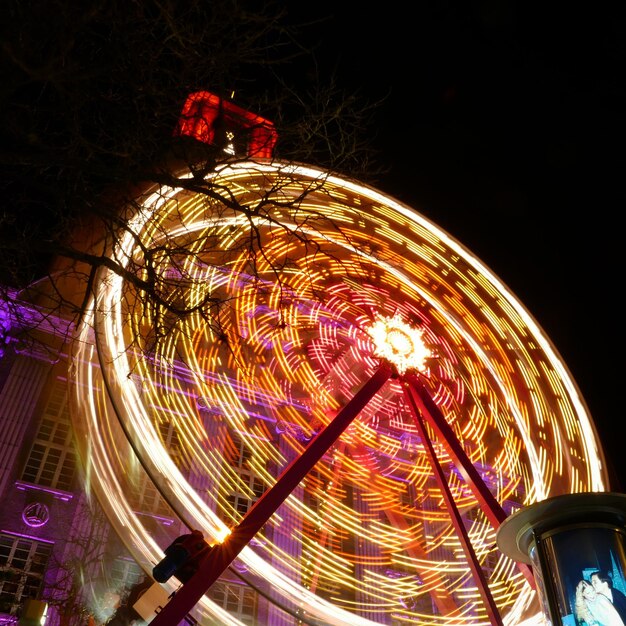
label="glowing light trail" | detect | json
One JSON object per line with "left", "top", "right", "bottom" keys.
{"left": 68, "top": 162, "right": 608, "bottom": 625}
{"left": 367, "top": 313, "right": 430, "bottom": 375}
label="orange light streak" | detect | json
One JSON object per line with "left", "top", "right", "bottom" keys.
{"left": 67, "top": 162, "right": 607, "bottom": 626}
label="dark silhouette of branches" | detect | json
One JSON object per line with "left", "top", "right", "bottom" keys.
{"left": 0, "top": 0, "right": 386, "bottom": 358}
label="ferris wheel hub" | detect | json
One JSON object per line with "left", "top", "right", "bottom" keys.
{"left": 367, "top": 313, "right": 430, "bottom": 374}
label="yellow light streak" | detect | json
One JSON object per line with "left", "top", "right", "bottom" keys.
{"left": 66, "top": 161, "right": 607, "bottom": 626}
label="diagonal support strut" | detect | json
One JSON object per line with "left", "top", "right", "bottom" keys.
{"left": 403, "top": 378, "right": 504, "bottom": 626}
{"left": 150, "top": 363, "right": 393, "bottom": 625}
{"left": 403, "top": 373, "right": 535, "bottom": 588}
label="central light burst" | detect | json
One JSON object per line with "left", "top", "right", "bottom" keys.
{"left": 366, "top": 313, "right": 430, "bottom": 374}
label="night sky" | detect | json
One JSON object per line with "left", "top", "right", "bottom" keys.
{"left": 294, "top": 4, "right": 625, "bottom": 487}
{"left": 3, "top": 3, "right": 623, "bottom": 488}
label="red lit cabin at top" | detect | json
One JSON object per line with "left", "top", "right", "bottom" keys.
{"left": 176, "top": 91, "right": 277, "bottom": 160}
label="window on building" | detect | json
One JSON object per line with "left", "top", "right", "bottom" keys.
{"left": 223, "top": 435, "right": 265, "bottom": 521}
{"left": 21, "top": 379, "right": 76, "bottom": 491}
{"left": 158, "top": 420, "right": 183, "bottom": 467}
{"left": 225, "top": 474, "right": 265, "bottom": 518}
{"left": 0, "top": 532, "right": 52, "bottom": 615}
{"left": 120, "top": 415, "right": 179, "bottom": 522}
{"left": 110, "top": 557, "right": 144, "bottom": 593}
{"left": 127, "top": 474, "right": 175, "bottom": 520}
{"left": 209, "top": 581, "right": 257, "bottom": 624}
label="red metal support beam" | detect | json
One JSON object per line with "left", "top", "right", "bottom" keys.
{"left": 403, "top": 373, "right": 535, "bottom": 588}
{"left": 403, "top": 379, "right": 504, "bottom": 626}
{"left": 150, "top": 363, "right": 393, "bottom": 625}
{"left": 403, "top": 373, "right": 508, "bottom": 526}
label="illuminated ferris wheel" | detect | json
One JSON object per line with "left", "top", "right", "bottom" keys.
{"left": 69, "top": 160, "right": 608, "bottom": 626}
